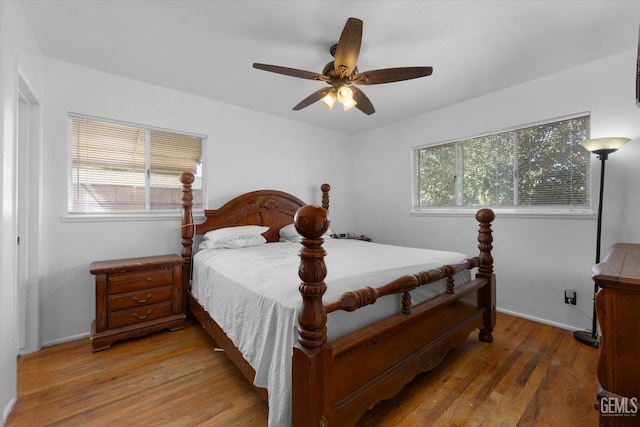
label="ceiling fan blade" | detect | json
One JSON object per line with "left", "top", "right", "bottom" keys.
{"left": 353, "top": 66, "right": 433, "bottom": 85}
{"left": 253, "top": 63, "right": 322, "bottom": 80}
{"left": 292, "top": 88, "right": 332, "bottom": 110}
{"left": 351, "top": 86, "right": 375, "bottom": 115}
{"left": 333, "top": 18, "right": 362, "bottom": 77}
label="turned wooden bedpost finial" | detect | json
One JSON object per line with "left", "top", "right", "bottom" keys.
{"left": 180, "top": 172, "right": 196, "bottom": 317}
{"left": 475, "top": 208, "right": 496, "bottom": 343}
{"left": 475, "top": 208, "right": 495, "bottom": 276}
{"left": 180, "top": 172, "right": 195, "bottom": 261}
{"left": 321, "top": 183, "right": 330, "bottom": 211}
{"left": 295, "top": 205, "right": 330, "bottom": 349}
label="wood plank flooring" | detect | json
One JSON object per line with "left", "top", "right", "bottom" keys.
{"left": 6, "top": 313, "right": 599, "bottom": 426}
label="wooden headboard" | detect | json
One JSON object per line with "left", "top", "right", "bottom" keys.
{"left": 180, "top": 172, "right": 330, "bottom": 280}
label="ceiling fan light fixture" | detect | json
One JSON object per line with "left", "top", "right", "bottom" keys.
{"left": 253, "top": 17, "right": 432, "bottom": 116}
{"left": 321, "top": 91, "right": 337, "bottom": 110}
{"left": 336, "top": 85, "right": 353, "bottom": 103}
{"left": 335, "top": 85, "right": 357, "bottom": 110}
{"left": 342, "top": 97, "right": 357, "bottom": 111}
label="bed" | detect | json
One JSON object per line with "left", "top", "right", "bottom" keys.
{"left": 179, "top": 172, "right": 496, "bottom": 427}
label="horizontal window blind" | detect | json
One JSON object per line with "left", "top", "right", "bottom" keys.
{"left": 69, "top": 115, "right": 204, "bottom": 214}
{"left": 414, "top": 114, "right": 590, "bottom": 210}
{"left": 516, "top": 115, "right": 590, "bottom": 206}
{"left": 461, "top": 132, "right": 515, "bottom": 207}
{"left": 416, "top": 142, "right": 456, "bottom": 207}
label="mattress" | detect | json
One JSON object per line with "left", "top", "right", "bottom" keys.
{"left": 192, "top": 238, "right": 470, "bottom": 427}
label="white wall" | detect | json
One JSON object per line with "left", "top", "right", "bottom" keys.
{"left": 349, "top": 50, "right": 640, "bottom": 331}
{"left": 618, "top": 114, "right": 640, "bottom": 244}
{"left": 0, "top": 1, "right": 44, "bottom": 422}
{"left": 40, "top": 58, "right": 354, "bottom": 346}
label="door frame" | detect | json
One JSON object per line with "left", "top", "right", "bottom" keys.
{"left": 16, "top": 72, "right": 42, "bottom": 355}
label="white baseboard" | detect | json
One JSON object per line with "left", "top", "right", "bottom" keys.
{"left": 3, "top": 397, "right": 17, "bottom": 424}
{"left": 42, "top": 332, "right": 90, "bottom": 348}
{"left": 497, "top": 308, "right": 580, "bottom": 332}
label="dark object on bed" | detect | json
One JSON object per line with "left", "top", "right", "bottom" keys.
{"left": 180, "top": 172, "right": 496, "bottom": 426}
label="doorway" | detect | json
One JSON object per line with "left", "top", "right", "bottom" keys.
{"left": 16, "top": 74, "right": 41, "bottom": 355}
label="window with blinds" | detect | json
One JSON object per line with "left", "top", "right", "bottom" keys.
{"left": 69, "top": 114, "right": 204, "bottom": 214}
{"left": 414, "top": 114, "right": 591, "bottom": 210}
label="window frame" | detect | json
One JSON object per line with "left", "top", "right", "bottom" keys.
{"left": 411, "top": 112, "right": 595, "bottom": 218}
{"left": 65, "top": 113, "right": 206, "bottom": 221}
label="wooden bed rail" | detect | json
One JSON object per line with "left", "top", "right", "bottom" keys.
{"left": 324, "top": 257, "right": 482, "bottom": 315}
{"left": 294, "top": 206, "right": 496, "bottom": 350}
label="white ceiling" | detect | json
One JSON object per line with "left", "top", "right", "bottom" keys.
{"left": 20, "top": 0, "right": 640, "bottom": 136}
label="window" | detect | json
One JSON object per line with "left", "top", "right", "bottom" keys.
{"left": 69, "top": 114, "right": 204, "bottom": 215}
{"left": 413, "top": 114, "right": 591, "bottom": 212}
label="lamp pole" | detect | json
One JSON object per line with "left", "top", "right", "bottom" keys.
{"left": 573, "top": 150, "right": 611, "bottom": 347}
{"left": 593, "top": 150, "right": 610, "bottom": 265}
{"left": 574, "top": 137, "right": 629, "bottom": 348}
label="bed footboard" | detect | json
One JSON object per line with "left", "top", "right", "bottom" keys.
{"left": 292, "top": 206, "right": 496, "bottom": 427}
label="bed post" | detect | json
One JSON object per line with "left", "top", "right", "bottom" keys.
{"left": 295, "top": 204, "right": 330, "bottom": 348}
{"left": 180, "top": 172, "right": 195, "bottom": 317}
{"left": 475, "top": 208, "right": 496, "bottom": 343}
{"left": 292, "top": 204, "right": 332, "bottom": 426}
{"left": 321, "top": 183, "right": 330, "bottom": 211}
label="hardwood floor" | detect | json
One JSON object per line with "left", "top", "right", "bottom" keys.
{"left": 6, "top": 313, "right": 599, "bottom": 426}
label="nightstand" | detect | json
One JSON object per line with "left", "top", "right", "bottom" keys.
{"left": 89, "top": 254, "right": 185, "bottom": 351}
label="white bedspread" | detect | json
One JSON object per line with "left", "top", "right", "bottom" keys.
{"left": 192, "top": 239, "right": 470, "bottom": 427}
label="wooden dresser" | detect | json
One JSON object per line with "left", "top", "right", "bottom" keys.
{"left": 593, "top": 243, "right": 640, "bottom": 425}
{"left": 90, "top": 254, "right": 185, "bottom": 351}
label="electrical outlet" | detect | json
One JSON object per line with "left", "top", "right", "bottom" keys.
{"left": 564, "top": 289, "right": 577, "bottom": 305}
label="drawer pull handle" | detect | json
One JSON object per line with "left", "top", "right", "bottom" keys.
{"left": 132, "top": 294, "right": 152, "bottom": 304}
{"left": 133, "top": 310, "right": 152, "bottom": 320}
{"left": 147, "top": 277, "right": 153, "bottom": 282}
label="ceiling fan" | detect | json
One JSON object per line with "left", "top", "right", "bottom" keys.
{"left": 253, "top": 17, "right": 433, "bottom": 115}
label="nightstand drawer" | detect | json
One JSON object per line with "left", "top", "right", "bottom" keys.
{"left": 108, "top": 301, "right": 173, "bottom": 329}
{"left": 107, "top": 268, "right": 173, "bottom": 294}
{"left": 108, "top": 285, "right": 173, "bottom": 311}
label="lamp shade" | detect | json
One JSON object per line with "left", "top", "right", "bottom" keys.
{"left": 336, "top": 86, "right": 354, "bottom": 104}
{"left": 581, "top": 137, "right": 630, "bottom": 153}
{"left": 321, "top": 91, "right": 337, "bottom": 110}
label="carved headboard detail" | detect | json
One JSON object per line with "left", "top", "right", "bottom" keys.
{"left": 180, "top": 172, "right": 330, "bottom": 248}
{"left": 196, "top": 190, "right": 306, "bottom": 242}
{"left": 261, "top": 198, "right": 280, "bottom": 210}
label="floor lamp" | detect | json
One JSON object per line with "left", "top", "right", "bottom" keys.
{"left": 573, "top": 137, "right": 630, "bottom": 348}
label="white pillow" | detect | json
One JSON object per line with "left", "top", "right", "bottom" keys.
{"left": 278, "top": 223, "right": 332, "bottom": 242}
{"left": 280, "top": 235, "right": 301, "bottom": 243}
{"left": 203, "top": 225, "right": 269, "bottom": 242}
{"left": 199, "top": 235, "right": 267, "bottom": 250}
{"left": 279, "top": 223, "right": 300, "bottom": 240}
